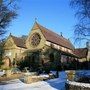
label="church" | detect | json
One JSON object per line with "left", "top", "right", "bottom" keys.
{"left": 3, "top": 22, "right": 90, "bottom": 69}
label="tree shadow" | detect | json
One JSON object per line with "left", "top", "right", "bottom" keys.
{"left": 46, "top": 71, "right": 67, "bottom": 90}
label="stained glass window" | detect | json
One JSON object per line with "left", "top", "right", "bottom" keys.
{"left": 30, "top": 33, "right": 41, "bottom": 46}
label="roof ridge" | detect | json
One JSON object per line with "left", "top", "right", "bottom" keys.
{"left": 10, "top": 35, "right": 23, "bottom": 40}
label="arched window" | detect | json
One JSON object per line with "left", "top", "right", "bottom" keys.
{"left": 49, "top": 53, "right": 54, "bottom": 62}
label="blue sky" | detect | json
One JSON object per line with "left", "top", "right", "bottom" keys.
{"left": 7, "top": 0, "right": 85, "bottom": 47}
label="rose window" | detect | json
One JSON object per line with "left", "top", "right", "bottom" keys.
{"left": 30, "top": 33, "right": 41, "bottom": 46}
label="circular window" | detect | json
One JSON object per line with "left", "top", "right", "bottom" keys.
{"left": 30, "top": 33, "right": 41, "bottom": 47}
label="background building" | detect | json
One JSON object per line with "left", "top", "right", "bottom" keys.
{"left": 74, "top": 41, "right": 90, "bottom": 62}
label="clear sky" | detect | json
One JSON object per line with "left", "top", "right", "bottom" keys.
{"left": 7, "top": 0, "right": 86, "bottom": 47}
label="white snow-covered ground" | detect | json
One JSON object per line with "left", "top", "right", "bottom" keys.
{"left": 0, "top": 70, "right": 5, "bottom": 76}
{"left": 68, "top": 81, "right": 90, "bottom": 88}
{"left": 0, "top": 71, "right": 67, "bottom": 90}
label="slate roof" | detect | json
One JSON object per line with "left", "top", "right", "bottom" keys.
{"left": 11, "top": 35, "right": 26, "bottom": 48}
{"left": 36, "top": 22, "right": 75, "bottom": 50}
{"left": 74, "top": 48, "right": 88, "bottom": 59}
{"left": 9, "top": 22, "right": 75, "bottom": 50}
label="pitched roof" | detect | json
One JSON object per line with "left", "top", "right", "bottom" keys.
{"left": 74, "top": 48, "right": 88, "bottom": 59}
{"left": 35, "top": 22, "right": 74, "bottom": 50}
{"left": 10, "top": 35, "right": 26, "bottom": 48}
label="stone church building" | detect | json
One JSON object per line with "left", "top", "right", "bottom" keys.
{"left": 3, "top": 22, "right": 90, "bottom": 68}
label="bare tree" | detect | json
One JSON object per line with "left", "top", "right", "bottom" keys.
{"left": 0, "top": 39, "right": 5, "bottom": 66}
{"left": 70, "top": 0, "right": 90, "bottom": 42}
{"left": 0, "top": 0, "right": 18, "bottom": 66}
{"left": 0, "top": 0, "right": 17, "bottom": 39}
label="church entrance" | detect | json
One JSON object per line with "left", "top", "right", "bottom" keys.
{"left": 3, "top": 56, "right": 11, "bottom": 67}
{"left": 28, "top": 51, "right": 40, "bottom": 71}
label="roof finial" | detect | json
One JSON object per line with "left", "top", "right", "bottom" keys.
{"left": 68, "top": 38, "right": 70, "bottom": 41}
{"left": 10, "top": 33, "right": 12, "bottom": 36}
{"left": 60, "top": 32, "right": 63, "bottom": 37}
{"left": 35, "top": 18, "right": 37, "bottom": 22}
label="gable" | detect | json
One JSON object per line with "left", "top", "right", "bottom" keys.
{"left": 26, "top": 23, "right": 46, "bottom": 50}
{"left": 4, "top": 36, "right": 17, "bottom": 49}
{"left": 31, "top": 22, "right": 40, "bottom": 30}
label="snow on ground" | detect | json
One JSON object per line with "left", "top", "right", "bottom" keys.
{"left": 0, "top": 70, "right": 5, "bottom": 76}
{"left": 0, "top": 71, "right": 67, "bottom": 90}
{"left": 68, "top": 81, "right": 90, "bottom": 88}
